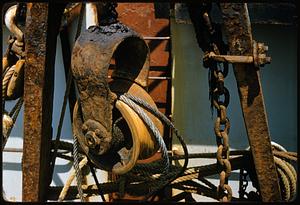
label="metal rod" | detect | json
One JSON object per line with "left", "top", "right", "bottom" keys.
{"left": 143, "top": 36, "right": 170, "bottom": 40}
{"left": 171, "top": 150, "right": 250, "bottom": 160}
{"left": 3, "top": 147, "right": 23, "bottom": 153}
{"left": 148, "top": 76, "right": 171, "bottom": 80}
{"left": 86, "top": 3, "right": 99, "bottom": 29}
{"left": 107, "top": 75, "right": 171, "bottom": 80}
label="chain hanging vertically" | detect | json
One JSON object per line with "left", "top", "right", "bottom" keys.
{"left": 212, "top": 62, "right": 232, "bottom": 202}
{"left": 187, "top": 2, "right": 232, "bottom": 201}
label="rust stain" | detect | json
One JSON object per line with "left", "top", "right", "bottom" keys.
{"left": 23, "top": 3, "right": 49, "bottom": 202}
{"left": 220, "top": 3, "right": 281, "bottom": 202}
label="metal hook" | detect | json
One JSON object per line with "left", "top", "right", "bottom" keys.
{"left": 4, "top": 5, "right": 24, "bottom": 46}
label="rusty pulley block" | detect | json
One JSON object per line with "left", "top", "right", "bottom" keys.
{"left": 71, "top": 22, "right": 163, "bottom": 175}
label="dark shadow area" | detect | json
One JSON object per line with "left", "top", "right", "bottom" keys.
{"left": 113, "top": 36, "right": 148, "bottom": 82}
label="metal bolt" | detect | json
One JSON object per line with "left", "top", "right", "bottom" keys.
{"left": 82, "top": 124, "right": 88, "bottom": 133}
{"left": 86, "top": 133, "right": 96, "bottom": 148}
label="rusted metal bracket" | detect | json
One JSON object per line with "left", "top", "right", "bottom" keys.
{"left": 220, "top": 3, "right": 282, "bottom": 202}
{"left": 205, "top": 41, "right": 271, "bottom": 67}
{"left": 22, "top": 3, "right": 65, "bottom": 202}
{"left": 71, "top": 22, "right": 151, "bottom": 171}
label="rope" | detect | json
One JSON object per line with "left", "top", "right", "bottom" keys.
{"left": 269, "top": 142, "right": 297, "bottom": 202}
{"left": 9, "top": 97, "right": 23, "bottom": 117}
{"left": 58, "top": 157, "right": 88, "bottom": 201}
{"left": 6, "top": 97, "right": 23, "bottom": 132}
{"left": 117, "top": 93, "right": 189, "bottom": 200}
{"left": 277, "top": 167, "right": 290, "bottom": 201}
{"left": 88, "top": 160, "right": 106, "bottom": 202}
{"left": 271, "top": 141, "right": 287, "bottom": 152}
{"left": 2, "top": 97, "right": 23, "bottom": 150}
{"left": 2, "top": 65, "right": 15, "bottom": 98}
{"left": 49, "top": 56, "right": 75, "bottom": 180}
{"left": 73, "top": 135, "right": 85, "bottom": 201}
{"left": 273, "top": 150, "right": 297, "bottom": 161}
{"left": 119, "top": 95, "right": 169, "bottom": 170}
{"left": 274, "top": 156, "right": 297, "bottom": 200}
{"left": 121, "top": 93, "right": 189, "bottom": 198}
{"left": 123, "top": 93, "right": 189, "bottom": 168}
{"left": 54, "top": 3, "right": 87, "bottom": 201}
{"left": 118, "top": 94, "right": 171, "bottom": 199}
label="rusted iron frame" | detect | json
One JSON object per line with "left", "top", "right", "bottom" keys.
{"left": 60, "top": 3, "right": 82, "bottom": 30}
{"left": 220, "top": 3, "right": 282, "bottom": 202}
{"left": 46, "top": 155, "right": 250, "bottom": 200}
{"left": 22, "top": 3, "right": 65, "bottom": 202}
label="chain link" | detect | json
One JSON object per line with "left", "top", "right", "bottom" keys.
{"left": 239, "top": 168, "right": 249, "bottom": 199}
{"left": 199, "top": 6, "right": 233, "bottom": 201}
{"left": 213, "top": 65, "right": 232, "bottom": 201}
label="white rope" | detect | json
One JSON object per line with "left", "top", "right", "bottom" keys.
{"left": 73, "top": 135, "right": 86, "bottom": 201}
{"left": 58, "top": 156, "right": 88, "bottom": 201}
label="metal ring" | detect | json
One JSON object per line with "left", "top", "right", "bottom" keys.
{"left": 212, "top": 86, "right": 230, "bottom": 109}
{"left": 223, "top": 159, "right": 231, "bottom": 178}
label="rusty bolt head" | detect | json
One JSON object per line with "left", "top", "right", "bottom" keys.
{"left": 81, "top": 120, "right": 112, "bottom": 155}
{"left": 257, "top": 42, "right": 269, "bottom": 53}
{"left": 82, "top": 124, "right": 88, "bottom": 133}
{"left": 95, "top": 128, "right": 101, "bottom": 136}
{"left": 85, "top": 132, "right": 96, "bottom": 148}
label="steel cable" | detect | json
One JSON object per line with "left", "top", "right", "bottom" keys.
{"left": 119, "top": 93, "right": 189, "bottom": 200}
{"left": 119, "top": 95, "right": 170, "bottom": 171}
{"left": 58, "top": 156, "right": 88, "bottom": 201}
{"left": 73, "top": 135, "right": 85, "bottom": 201}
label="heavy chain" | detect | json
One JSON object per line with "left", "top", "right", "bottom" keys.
{"left": 239, "top": 168, "right": 249, "bottom": 199}
{"left": 188, "top": 3, "right": 232, "bottom": 201}
{"left": 212, "top": 59, "right": 232, "bottom": 202}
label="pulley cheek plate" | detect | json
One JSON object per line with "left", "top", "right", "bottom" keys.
{"left": 71, "top": 22, "right": 163, "bottom": 174}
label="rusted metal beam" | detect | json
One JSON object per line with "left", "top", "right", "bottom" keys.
{"left": 22, "top": 3, "right": 64, "bottom": 202}
{"left": 220, "top": 3, "right": 282, "bottom": 202}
